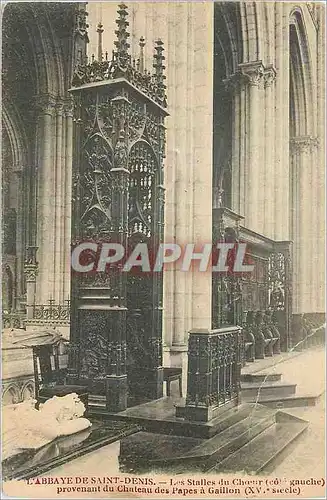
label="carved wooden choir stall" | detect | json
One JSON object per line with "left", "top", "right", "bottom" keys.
{"left": 212, "top": 207, "right": 293, "bottom": 367}
{"left": 67, "top": 4, "right": 168, "bottom": 412}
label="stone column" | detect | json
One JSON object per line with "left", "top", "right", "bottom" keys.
{"left": 309, "top": 138, "right": 318, "bottom": 311}
{"left": 63, "top": 99, "right": 74, "bottom": 302}
{"left": 229, "top": 77, "right": 244, "bottom": 215}
{"left": 226, "top": 61, "right": 267, "bottom": 232}
{"left": 191, "top": 1, "right": 214, "bottom": 330}
{"left": 14, "top": 169, "right": 25, "bottom": 308}
{"left": 162, "top": 2, "right": 177, "bottom": 365}
{"left": 274, "top": 3, "right": 290, "bottom": 240}
{"left": 315, "top": 5, "right": 326, "bottom": 314}
{"left": 162, "top": 4, "right": 213, "bottom": 395}
{"left": 223, "top": 74, "right": 243, "bottom": 218}
{"left": 36, "top": 94, "right": 56, "bottom": 303}
{"left": 169, "top": 3, "right": 190, "bottom": 382}
{"left": 238, "top": 61, "right": 265, "bottom": 234}
{"left": 263, "top": 66, "right": 277, "bottom": 238}
{"left": 290, "top": 137, "right": 319, "bottom": 313}
{"left": 175, "top": 2, "right": 214, "bottom": 414}
{"left": 54, "top": 101, "right": 64, "bottom": 303}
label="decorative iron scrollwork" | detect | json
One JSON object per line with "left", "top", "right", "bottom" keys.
{"left": 33, "top": 301, "right": 70, "bottom": 321}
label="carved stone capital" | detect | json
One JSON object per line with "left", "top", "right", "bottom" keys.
{"left": 223, "top": 72, "right": 245, "bottom": 93}
{"left": 224, "top": 61, "right": 269, "bottom": 93}
{"left": 24, "top": 264, "right": 38, "bottom": 282}
{"left": 13, "top": 168, "right": 24, "bottom": 178}
{"left": 63, "top": 98, "right": 74, "bottom": 118}
{"left": 55, "top": 100, "right": 65, "bottom": 115}
{"left": 35, "top": 94, "right": 57, "bottom": 116}
{"left": 238, "top": 61, "right": 265, "bottom": 87}
{"left": 290, "top": 136, "right": 319, "bottom": 155}
{"left": 264, "top": 65, "right": 277, "bottom": 88}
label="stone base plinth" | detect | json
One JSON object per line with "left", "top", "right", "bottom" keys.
{"left": 105, "top": 375, "right": 128, "bottom": 412}
{"left": 175, "top": 399, "right": 238, "bottom": 422}
{"left": 128, "top": 367, "right": 163, "bottom": 402}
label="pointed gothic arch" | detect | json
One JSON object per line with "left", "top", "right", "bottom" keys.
{"left": 289, "top": 8, "right": 314, "bottom": 136}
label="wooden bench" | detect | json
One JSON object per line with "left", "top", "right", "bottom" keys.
{"left": 163, "top": 367, "right": 183, "bottom": 397}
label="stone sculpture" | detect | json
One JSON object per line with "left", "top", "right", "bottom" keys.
{"left": 2, "top": 393, "right": 91, "bottom": 461}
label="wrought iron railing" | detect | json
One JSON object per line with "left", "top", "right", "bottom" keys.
{"left": 185, "top": 326, "right": 242, "bottom": 411}
{"left": 32, "top": 300, "right": 70, "bottom": 322}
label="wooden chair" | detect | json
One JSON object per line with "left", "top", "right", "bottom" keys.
{"left": 264, "top": 310, "right": 281, "bottom": 354}
{"left": 13, "top": 329, "right": 88, "bottom": 413}
{"left": 163, "top": 367, "right": 183, "bottom": 397}
{"left": 242, "top": 312, "right": 255, "bottom": 365}
{"left": 254, "top": 311, "right": 273, "bottom": 357}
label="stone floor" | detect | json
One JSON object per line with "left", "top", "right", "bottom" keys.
{"left": 269, "top": 346, "right": 325, "bottom": 478}
{"left": 2, "top": 344, "right": 325, "bottom": 500}
{"left": 241, "top": 344, "right": 326, "bottom": 477}
{"left": 35, "top": 345, "right": 325, "bottom": 479}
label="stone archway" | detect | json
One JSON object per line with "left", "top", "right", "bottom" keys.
{"left": 289, "top": 8, "right": 320, "bottom": 316}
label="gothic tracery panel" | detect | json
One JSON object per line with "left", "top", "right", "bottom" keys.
{"left": 128, "top": 141, "right": 156, "bottom": 238}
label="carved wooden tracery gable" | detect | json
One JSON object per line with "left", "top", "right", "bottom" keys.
{"left": 80, "top": 135, "right": 114, "bottom": 239}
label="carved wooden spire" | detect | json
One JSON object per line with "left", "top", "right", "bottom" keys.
{"left": 153, "top": 39, "right": 166, "bottom": 105}
{"left": 114, "top": 3, "right": 130, "bottom": 71}
{"left": 139, "top": 36, "right": 145, "bottom": 73}
{"left": 97, "top": 22, "right": 104, "bottom": 62}
{"left": 72, "top": 4, "right": 167, "bottom": 108}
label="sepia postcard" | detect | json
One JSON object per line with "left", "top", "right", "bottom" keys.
{"left": 1, "top": 1, "right": 326, "bottom": 498}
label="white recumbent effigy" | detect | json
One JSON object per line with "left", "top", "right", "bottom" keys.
{"left": 2, "top": 393, "right": 91, "bottom": 461}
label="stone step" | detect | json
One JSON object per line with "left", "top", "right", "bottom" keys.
{"left": 241, "top": 381, "right": 297, "bottom": 400}
{"left": 118, "top": 406, "right": 309, "bottom": 475}
{"left": 241, "top": 373, "right": 282, "bottom": 383}
{"left": 118, "top": 406, "right": 277, "bottom": 474}
{"left": 256, "top": 393, "right": 321, "bottom": 409}
{"left": 100, "top": 399, "right": 268, "bottom": 439}
{"left": 210, "top": 419, "right": 308, "bottom": 474}
{"left": 150, "top": 406, "right": 276, "bottom": 471}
